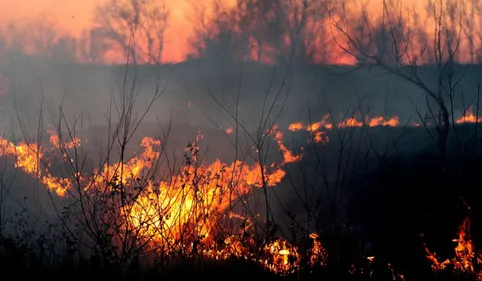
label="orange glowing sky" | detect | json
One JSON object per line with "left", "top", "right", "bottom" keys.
{"left": 0, "top": 0, "right": 198, "bottom": 62}
{"left": 0, "top": 0, "right": 424, "bottom": 32}
{"left": 0, "top": 0, "right": 467, "bottom": 64}
{"left": 0, "top": 0, "right": 97, "bottom": 36}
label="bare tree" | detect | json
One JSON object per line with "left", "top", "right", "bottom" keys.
{"left": 329, "top": 0, "right": 480, "bottom": 163}
{"left": 189, "top": 0, "right": 331, "bottom": 64}
{"left": 79, "top": 28, "right": 111, "bottom": 63}
{"left": 95, "top": 0, "right": 169, "bottom": 64}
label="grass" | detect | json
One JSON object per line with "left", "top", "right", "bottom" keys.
{"left": 0, "top": 123, "right": 480, "bottom": 280}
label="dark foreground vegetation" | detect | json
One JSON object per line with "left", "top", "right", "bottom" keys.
{"left": 0, "top": 117, "right": 481, "bottom": 281}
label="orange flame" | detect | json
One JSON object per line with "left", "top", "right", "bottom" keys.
{"left": 0, "top": 122, "right": 335, "bottom": 275}
{"left": 425, "top": 215, "right": 482, "bottom": 277}
{"left": 270, "top": 125, "right": 301, "bottom": 163}
{"left": 456, "top": 106, "right": 482, "bottom": 124}
{"left": 288, "top": 122, "right": 303, "bottom": 132}
{"left": 288, "top": 114, "right": 400, "bottom": 145}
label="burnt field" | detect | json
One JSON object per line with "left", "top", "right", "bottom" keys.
{"left": 0, "top": 60, "right": 481, "bottom": 281}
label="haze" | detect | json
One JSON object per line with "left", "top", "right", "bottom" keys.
{"left": 0, "top": 0, "right": 435, "bottom": 63}
{"left": 0, "top": 0, "right": 480, "bottom": 137}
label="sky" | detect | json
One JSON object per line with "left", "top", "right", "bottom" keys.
{"left": 0, "top": 0, "right": 98, "bottom": 36}
{"left": 1, "top": 0, "right": 474, "bottom": 64}
{"left": 0, "top": 0, "right": 421, "bottom": 33}
{"left": 0, "top": 0, "right": 196, "bottom": 62}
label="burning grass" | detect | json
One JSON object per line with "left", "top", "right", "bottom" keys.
{"left": 0, "top": 109, "right": 481, "bottom": 280}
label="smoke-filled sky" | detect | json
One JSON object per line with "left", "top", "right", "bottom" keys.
{"left": 0, "top": 0, "right": 425, "bottom": 33}
{"left": 0, "top": 0, "right": 97, "bottom": 35}
{"left": 0, "top": 0, "right": 196, "bottom": 62}
{"left": 0, "top": 0, "right": 432, "bottom": 63}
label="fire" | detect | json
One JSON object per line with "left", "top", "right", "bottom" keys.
{"left": 0, "top": 123, "right": 336, "bottom": 275}
{"left": 368, "top": 116, "right": 400, "bottom": 127}
{"left": 261, "top": 239, "right": 301, "bottom": 275}
{"left": 313, "top": 131, "right": 329, "bottom": 145}
{"left": 0, "top": 138, "right": 43, "bottom": 176}
{"left": 287, "top": 114, "right": 400, "bottom": 145}
{"left": 91, "top": 136, "right": 162, "bottom": 189}
{"left": 288, "top": 114, "right": 400, "bottom": 132}
{"left": 456, "top": 106, "right": 482, "bottom": 124}
{"left": 0, "top": 132, "right": 81, "bottom": 196}
{"left": 308, "top": 233, "right": 328, "bottom": 267}
{"left": 339, "top": 117, "right": 364, "bottom": 128}
{"left": 124, "top": 131, "right": 290, "bottom": 246}
{"left": 7, "top": 115, "right": 482, "bottom": 278}
{"left": 126, "top": 157, "right": 287, "bottom": 245}
{"left": 288, "top": 122, "right": 303, "bottom": 131}
{"left": 270, "top": 125, "right": 301, "bottom": 163}
{"left": 119, "top": 129, "right": 326, "bottom": 276}
{"left": 286, "top": 111, "right": 482, "bottom": 134}
{"left": 48, "top": 129, "right": 81, "bottom": 150}
{"left": 205, "top": 221, "right": 326, "bottom": 276}
{"left": 425, "top": 215, "right": 482, "bottom": 278}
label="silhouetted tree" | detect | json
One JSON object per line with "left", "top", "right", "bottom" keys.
{"left": 331, "top": 0, "right": 481, "bottom": 164}
{"left": 94, "top": 0, "right": 169, "bottom": 64}
{"left": 189, "top": 0, "right": 331, "bottom": 65}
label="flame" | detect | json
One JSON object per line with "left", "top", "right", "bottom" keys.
{"left": 425, "top": 215, "right": 482, "bottom": 277}
{"left": 288, "top": 114, "right": 401, "bottom": 145}
{"left": 308, "top": 233, "right": 328, "bottom": 267}
{"left": 261, "top": 239, "right": 301, "bottom": 275}
{"left": 368, "top": 116, "right": 400, "bottom": 127}
{"left": 48, "top": 129, "right": 81, "bottom": 150}
{"left": 289, "top": 114, "right": 400, "bottom": 132}
{"left": 313, "top": 131, "right": 329, "bottom": 145}
{"left": 456, "top": 106, "right": 482, "bottom": 124}
{"left": 8, "top": 115, "right": 482, "bottom": 278}
{"left": 0, "top": 131, "right": 82, "bottom": 196}
{"left": 339, "top": 117, "right": 364, "bottom": 128}
{"left": 270, "top": 125, "right": 301, "bottom": 163}
{"left": 205, "top": 227, "right": 326, "bottom": 275}
{"left": 288, "top": 122, "right": 303, "bottom": 132}
{"left": 0, "top": 122, "right": 338, "bottom": 275}
{"left": 126, "top": 157, "right": 288, "bottom": 244}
